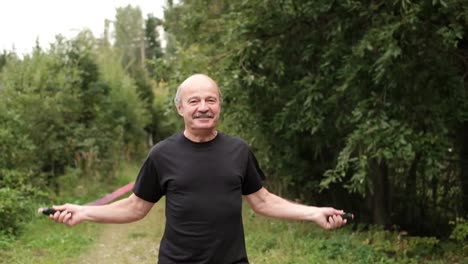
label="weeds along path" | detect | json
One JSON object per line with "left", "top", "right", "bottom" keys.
{"left": 71, "top": 200, "right": 165, "bottom": 264}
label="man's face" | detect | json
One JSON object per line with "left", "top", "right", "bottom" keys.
{"left": 177, "top": 82, "right": 221, "bottom": 132}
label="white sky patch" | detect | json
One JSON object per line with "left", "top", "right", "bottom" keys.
{"left": 0, "top": 0, "right": 166, "bottom": 55}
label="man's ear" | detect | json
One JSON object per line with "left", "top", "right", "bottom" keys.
{"left": 177, "top": 104, "right": 184, "bottom": 117}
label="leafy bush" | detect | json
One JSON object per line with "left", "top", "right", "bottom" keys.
{"left": 0, "top": 32, "right": 153, "bottom": 239}
{"left": 449, "top": 217, "right": 468, "bottom": 243}
{"left": 405, "top": 236, "right": 441, "bottom": 258}
{"left": 0, "top": 188, "right": 30, "bottom": 236}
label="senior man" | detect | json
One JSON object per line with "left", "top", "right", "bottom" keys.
{"left": 50, "top": 74, "right": 347, "bottom": 263}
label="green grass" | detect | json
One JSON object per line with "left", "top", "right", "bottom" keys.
{"left": 0, "top": 218, "right": 99, "bottom": 264}
{"left": 1, "top": 161, "right": 467, "bottom": 264}
{"left": 0, "top": 162, "right": 139, "bottom": 264}
{"left": 243, "top": 210, "right": 467, "bottom": 264}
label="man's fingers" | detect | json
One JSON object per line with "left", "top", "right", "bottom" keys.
{"left": 56, "top": 210, "right": 69, "bottom": 223}
{"left": 63, "top": 212, "right": 73, "bottom": 225}
{"left": 49, "top": 210, "right": 75, "bottom": 225}
{"left": 334, "top": 209, "right": 345, "bottom": 215}
{"left": 52, "top": 210, "right": 60, "bottom": 222}
{"left": 327, "top": 215, "right": 346, "bottom": 229}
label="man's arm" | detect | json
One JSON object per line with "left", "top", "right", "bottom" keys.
{"left": 244, "top": 187, "right": 346, "bottom": 230}
{"left": 50, "top": 194, "right": 154, "bottom": 226}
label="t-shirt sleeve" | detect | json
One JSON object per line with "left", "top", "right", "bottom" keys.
{"left": 133, "top": 155, "right": 164, "bottom": 203}
{"left": 242, "top": 149, "right": 266, "bottom": 195}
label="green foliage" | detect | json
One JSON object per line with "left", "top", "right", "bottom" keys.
{"left": 0, "top": 188, "right": 29, "bottom": 236}
{"left": 113, "top": 6, "right": 174, "bottom": 148}
{"left": 95, "top": 45, "right": 149, "bottom": 157}
{"left": 405, "top": 236, "right": 441, "bottom": 258}
{"left": 0, "top": 209, "right": 99, "bottom": 264}
{"left": 0, "top": 162, "right": 142, "bottom": 263}
{"left": 0, "top": 28, "right": 157, "bottom": 239}
{"left": 145, "top": 14, "right": 163, "bottom": 61}
{"left": 449, "top": 217, "right": 468, "bottom": 243}
{"left": 243, "top": 208, "right": 463, "bottom": 264}
{"left": 5, "top": 196, "right": 465, "bottom": 263}
{"left": 114, "top": 5, "right": 145, "bottom": 69}
{"left": 162, "top": 0, "right": 468, "bottom": 236}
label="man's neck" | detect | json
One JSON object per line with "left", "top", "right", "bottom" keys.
{"left": 183, "top": 129, "right": 218, "bottom": 142}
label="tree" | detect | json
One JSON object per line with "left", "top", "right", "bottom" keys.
{"left": 114, "top": 5, "right": 145, "bottom": 69}
{"left": 161, "top": 0, "right": 467, "bottom": 236}
{"left": 113, "top": 5, "right": 172, "bottom": 146}
{"left": 145, "top": 14, "right": 163, "bottom": 61}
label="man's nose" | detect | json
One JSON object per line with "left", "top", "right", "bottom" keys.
{"left": 198, "top": 100, "right": 209, "bottom": 111}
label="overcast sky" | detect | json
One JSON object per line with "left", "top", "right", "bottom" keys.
{"left": 0, "top": 0, "right": 166, "bottom": 55}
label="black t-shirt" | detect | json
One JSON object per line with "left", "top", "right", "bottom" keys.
{"left": 133, "top": 132, "right": 265, "bottom": 264}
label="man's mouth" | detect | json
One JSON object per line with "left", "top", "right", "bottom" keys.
{"left": 194, "top": 113, "right": 214, "bottom": 119}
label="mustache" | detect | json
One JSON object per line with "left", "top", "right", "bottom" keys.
{"left": 194, "top": 113, "right": 214, "bottom": 118}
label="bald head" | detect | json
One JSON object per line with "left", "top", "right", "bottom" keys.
{"left": 174, "top": 74, "right": 222, "bottom": 107}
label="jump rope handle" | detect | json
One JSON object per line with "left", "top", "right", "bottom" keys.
{"left": 341, "top": 213, "right": 354, "bottom": 222}
{"left": 38, "top": 208, "right": 57, "bottom": 215}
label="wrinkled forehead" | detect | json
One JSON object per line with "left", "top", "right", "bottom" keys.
{"left": 179, "top": 77, "right": 221, "bottom": 99}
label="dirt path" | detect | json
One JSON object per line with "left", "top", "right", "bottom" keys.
{"left": 71, "top": 202, "right": 166, "bottom": 264}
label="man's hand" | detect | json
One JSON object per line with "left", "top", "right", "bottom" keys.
{"left": 245, "top": 187, "right": 351, "bottom": 230}
{"left": 311, "top": 207, "right": 347, "bottom": 230}
{"left": 46, "top": 195, "right": 154, "bottom": 225}
{"left": 50, "top": 204, "right": 87, "bottom": 226}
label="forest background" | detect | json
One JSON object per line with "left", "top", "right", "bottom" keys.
{"left": 0, "top": 0, "right": 467, "bottom": 262}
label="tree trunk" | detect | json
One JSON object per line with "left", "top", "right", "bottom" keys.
{"left": 370, "top": 159, "right": 390, "bottom": 226}
{"left": 458, "top": 37, "right": 468, "bottom": 216}
{"left": 460, "top": 121, "right": 468, "bottom": 215}
{"left": 404, "top": 152, "right": 421, "bottom": 231}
